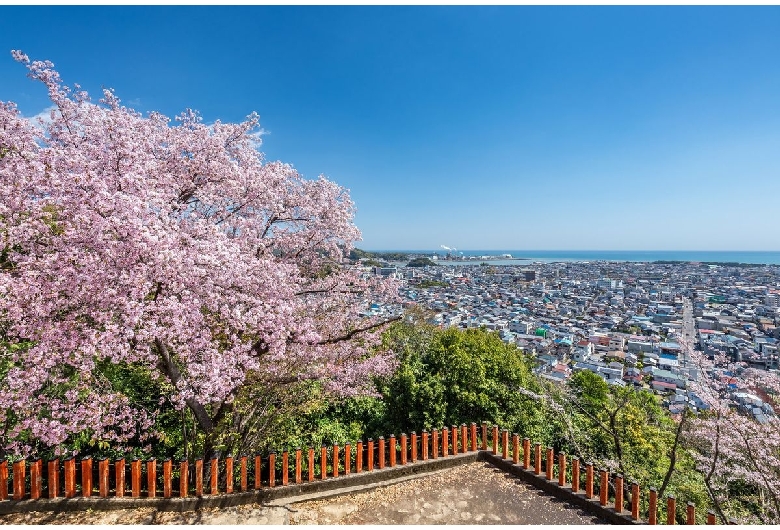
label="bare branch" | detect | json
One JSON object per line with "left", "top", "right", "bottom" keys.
{"left": 658, "top": 411, "right": 687, "bottom": 498}
{"left": 317, "top": 316, "right": 402, "bottom": 345}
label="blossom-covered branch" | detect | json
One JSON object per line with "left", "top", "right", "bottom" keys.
{"left": 0, "top": 51, "right": 399, "bottom": 457}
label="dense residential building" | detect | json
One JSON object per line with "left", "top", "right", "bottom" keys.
{"left": 374, "top": 257, "right": 780, "bottom": 416}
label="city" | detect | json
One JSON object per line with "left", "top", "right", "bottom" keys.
{"left": 365, "top": 256, "right": 780, "bottom": 421}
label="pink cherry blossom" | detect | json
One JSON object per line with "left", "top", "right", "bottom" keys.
{"left": 0, "top": 51, "right": 399, "bottom": 457}
{"left": 681, "top": 337, "right": 780, "bottom": 523}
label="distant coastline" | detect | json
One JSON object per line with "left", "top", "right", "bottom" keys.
{"left": 366, "top": 250, "right": 780, "bottom": 266}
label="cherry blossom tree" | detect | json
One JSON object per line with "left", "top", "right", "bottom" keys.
{"left": 0, "top": 51, "right": 399, "bottom": 458}
{"left": 682, "top": 337, "right": 780, "bottom": 523}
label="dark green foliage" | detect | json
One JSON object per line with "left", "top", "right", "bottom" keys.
{"left": 375, "top": 320, "right": 550, "bottom": 437}
{"left": 88, "top": 361, "right": 189, "bottom": 461}
{"left": 348, "top": 249, "right": 409, "bottom": 262}
{"left": 348, "top": 248, "right": 374, "bottom": 260}
{"left": 407, "top": 257, "right": 438, "bottom": 267}
{"left": 561, "top": 370, "right": 709, "bottom": 520}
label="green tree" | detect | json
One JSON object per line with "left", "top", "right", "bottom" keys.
{"left": 407, "top": 257, "right": 438, "bottom": 267}
{"left": 559, "top": 371, "right": 709, "bottom": 522}
{"left": 375, "top": 319, "right": 551, "bottom": 438}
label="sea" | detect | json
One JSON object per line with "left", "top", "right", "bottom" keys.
{"left": 374, "top": 250, "right": 780, "bottom": 266}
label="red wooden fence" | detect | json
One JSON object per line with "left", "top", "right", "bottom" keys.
{"left": 0, "top": 421, "right": 717, "bottom": 523}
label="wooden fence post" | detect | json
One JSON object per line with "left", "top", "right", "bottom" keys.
{"left": 146, "top": 459, "right": 156, "bottom": 498}
{"left": 649, "top": 487, "right": 658, "bottom": 525}
{"left": 441, "top": 429, "right": 448, "bottom": 458}
{"left": 502, "top": 430, "right": 509, "bottom": 459}
{"left": 706, "top": 511, "right": 716, "bottom": 525}
{"left": 432, "top": 430, "right": 438, "bottom": 459}
{"left": 667, "top": 495, "right": 676, "bottom": 525}
{"left": 308, "top": 448, "right": 315, "bottom": 481}
{"left": 378, "top": 437, "right": 385, "bottom": 469}
{"left": 295, "top": 449, "right": 302, "bottom": 483}
{"left": 523, "top": 438, "right": 531, "bottom": 469}
{"left": 254, "top": 455, "right": 262, "bottom": 490}
{"left": 631, "top": 481, "right": 640, "bottom": 520}
{"left": 344, "top": 444, "right": 351, "bottom": 475}
{"left": 195, "top": 459, "right": 204, "bottom": 496}
{"left": 389, "top": 436, "right": 396, "bottom": 466}
{"left": 64, "top": 458, "right": 76, "bottom": 498}
{"left": 512, "top": 434, "right": 519, "bottom": 464}
{"left": 481, "top": 422, "right": 488, "bottom": 450}
{"left": 0, "top": 461, "right": 7, "bottom": 500}
{"left": 353, "top": 443, "right": 361, "bottom": 474}
{"left": 12, "top": 460, "right": 25, "bottom": 500}
{"left": 571, "top": 458, "right": 580, "bottom": 493}
{"left": 180, "top": 460, "right": 189, "bottom": 498}
{"left": 163, "top": 459, "right": 172, "bottom": 498}
{"left": 63, "top": 457, "right": 76, "bottom": 499}
{"left": 68, "top": 459, "right": 80, "bottom": 500}
{"left": 240, "top": 456, "right": 248, "bottom": 492}
{"left": 687, "top": 502, "right": 695, "bottom": 525}
{"left": 400, "top": 434, "right": 408, "bottom": 465}
{"left": 131, "top": 459, "right": 141, "bottom": 498}
{"left": 367, "top": 439, "right": 375, "bottom": 471}
{"left": 421, "top": 432, "right": 428, "bottom": 461}
{"left": 30, "top": 459, "right": 42, "bottom": 500}
{"left": 410, "top": 433, "right": 417, "bottom": 462}
{"left": 225, "top": 456, "right": 233, "bottom": 494}
{"left": 492, "top": 425, "right": 499, "bottom": 455}
{"left": 558, "top": 453, "right": 566, "bottom": 486}
{"left": 48, "top": 459, "right": 59, "bottom": 498}
{"left": 115, "top": 458, "right": 125, "bottom": 498}
{"left": 534, "top": 443, "right": 542, "bottom": 475}
{"left": 614, "top": 474, "right": 623, "bottom": 513}
{"left": 599, "top": 469, "right": 608, "bottom": 506}
{"left": 81, "top": 458, "right": 93, "bottom": 497}
{"left": 268, "top": 453, "right": 276, "bottom": 488}
{"left": 320, "top": 446, "right": 327, "bottom": 479}
{"left": 546, "top": 447, "right": 554, "bottom": 481}
{"left": 209, "top": 458, "right": 218, "bottom": 495}
{"left": 98, "top": 459, "right": 109, "bottom": 498}
{"left": 451, "top": 426, "right": 458, "bottom": 455}
{"left": 461, "top": 424, "right": 468, "bottom": 453}
{"left": 282, "top": 451, "right": 289, "bottom": 485}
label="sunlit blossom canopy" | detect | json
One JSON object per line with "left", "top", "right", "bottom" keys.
{"left": 0, "top": 51, "right": 398, "bottom": 456}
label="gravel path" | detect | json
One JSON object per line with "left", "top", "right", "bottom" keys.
{"left": 1, "top": 462, "right": 606, "bottom": 525}
{"left": 288, "top": 462, "right": 605, "bottom": 525}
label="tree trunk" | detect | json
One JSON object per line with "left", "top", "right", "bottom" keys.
{"left": 658, "top": 411, "right": 686, "bottom": 498}
{"left": 155, "top": 338, "right": 220, "bottom": 461}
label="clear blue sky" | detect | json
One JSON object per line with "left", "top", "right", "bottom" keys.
{"left": 2, "top": 6, "right": 779, "bottom": 251}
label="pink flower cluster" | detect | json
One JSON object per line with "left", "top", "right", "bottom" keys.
{"left": 682, "top": 338, "right": 780, "bottom": 523}
{"left": 0, "top": 52, "right": 398, "bottom": 457}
